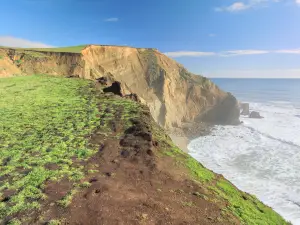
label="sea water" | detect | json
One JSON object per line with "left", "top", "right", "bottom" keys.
{"left": 188, "top": 79, "right": 300, "bottom": 224}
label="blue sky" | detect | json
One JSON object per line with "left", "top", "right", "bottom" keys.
{"left": 0, "top": 0, "right": 300, "bottom": 78}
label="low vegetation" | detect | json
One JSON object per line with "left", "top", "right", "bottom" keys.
{"left": 139, "top": 49, "right": 162, "bottom": 86}
{"left": 0, "top": 75, "right": 99, "bottom": 221}
{"left": 97, "top": 95, "right": 141, "bottom": 135}
{"left": 215, "top": 179, "right": 289, "bottom": 225}
{"left": 0, "top": 45, "right": 87, "bottom": 53}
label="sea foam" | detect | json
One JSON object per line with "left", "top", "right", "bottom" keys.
{"left": 188, "top": 101, "right": 300, "bottom": 224}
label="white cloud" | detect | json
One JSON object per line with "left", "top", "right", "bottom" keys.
{"left": 209, "top": 33, "right": 216, "bottom": 37}
{"left": 221, "top": 50, "right": 270, "bottom": 56}
{"left": 215, "top": 0, "right": 283, "bottom": 12}
{"left": 104, "top": 18, "right": 119, "bottom": 22}
{"left": 295, "top": 0, "right": 300, "bottom": 5}
{"left": 0, "top": 36, "right": 54, "bottom": 48}
{"left": 275, "top": 49, "right": 300, "bottom": 54}
{"left": 217, "top": 2, "right": 250, "bottom": 12}
{"left": 164, "top": 48, "right": 300, "bottom": 58}
{"left": 164, "top": 51, "right": 216, "bottom": 57}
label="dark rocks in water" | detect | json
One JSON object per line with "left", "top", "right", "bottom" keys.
{"left": 249, "top": 111, "right": 264, "bottom": 119}
{"left": 240, "top": 103, "right": 250, "bottom": 115}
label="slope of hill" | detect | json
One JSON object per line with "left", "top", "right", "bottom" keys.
{"left": 0, "top": 45, "right": 240, "bottom": 133}
{"left": 0, "top": 75, "right": 289, "bottom": 225}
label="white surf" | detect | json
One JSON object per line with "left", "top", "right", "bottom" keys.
{"left": 188, "top": 101, "right": 300, "bottom": 224}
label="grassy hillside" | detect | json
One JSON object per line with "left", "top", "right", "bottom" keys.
{"left": 0, "top": 75, "right": 100, "bottom": 222}
{"left": 0, "top": 75, "right": 289, "bottom": 225}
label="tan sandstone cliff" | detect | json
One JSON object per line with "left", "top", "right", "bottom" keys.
{"left": 0, "top": 45, "right": 240, "bottom": 130}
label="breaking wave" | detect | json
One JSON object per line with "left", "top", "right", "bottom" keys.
{"left": 188, "top": 101, "right": 300, "bottom": 224}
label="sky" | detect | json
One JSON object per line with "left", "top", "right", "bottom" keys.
{"left": 0, "top": 0, "right": 300, "bottom": 78}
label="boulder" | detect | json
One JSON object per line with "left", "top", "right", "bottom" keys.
{"left": 249, "top": 111, "right": 264, "bottom": 119}
{"left": 240, "top": 103, "right": 250, "bottom": 115}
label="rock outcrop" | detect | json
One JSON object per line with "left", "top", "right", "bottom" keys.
{"left": 0, "top": 45, "right": 240, "bottom": 130}
{"left": 240, "top": 102, "right": 250, "bottom": 116}
{"left": 249, "top": 111, "right": 264, "bottom": 119}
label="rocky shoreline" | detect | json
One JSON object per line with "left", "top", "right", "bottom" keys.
{"left": 169, "top": 121, "right": 213, "bottom": 153}
{"left": 170, "top": 101, "right": 265, "bottom": 153}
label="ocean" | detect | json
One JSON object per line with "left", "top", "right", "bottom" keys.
{"left": 188, "top": 78, "right": 300, "bottom": 225}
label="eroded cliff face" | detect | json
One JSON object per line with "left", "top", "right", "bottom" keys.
{"left": 0, "top": 45, "right": 240, "bottom": 129}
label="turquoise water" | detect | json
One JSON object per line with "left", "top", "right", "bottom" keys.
{"left": 189, "top": 78, "right": 300, "bottom": 224}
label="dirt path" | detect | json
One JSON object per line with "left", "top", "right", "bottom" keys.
{"left": 33, "top": 98, "right": 236, "bottom": 225}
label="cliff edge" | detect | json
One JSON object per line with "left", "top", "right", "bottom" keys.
{"left": 0, "top": 45, "right": 240, "bottom": 132}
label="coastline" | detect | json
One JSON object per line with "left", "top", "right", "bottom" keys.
{"left": 169, "top": 121, "right": 213, "bottom": 153}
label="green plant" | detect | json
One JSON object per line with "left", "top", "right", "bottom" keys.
{"left": 57, "top": 189, "right": 78, "bottom": 207}
{"left": 7, "top": 219, "right": 21, "bottom": 225}
{"left": 186, "top": 157, "right": 215, "bottom": 182}
{"left": 79, "top": 182, "right": 92, "bottom": 188}
{"left": 215, "top": 179, "right": 287, "bottom": 225}
{"left": 47, "top": 219, "right": 62, "bottom": 225}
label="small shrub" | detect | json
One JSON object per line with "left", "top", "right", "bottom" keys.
{"left": 7, "top": 219, "right": 21, "bottom": 225}
{"left": 47, "top": 219, "right": 62, "bottom": 225}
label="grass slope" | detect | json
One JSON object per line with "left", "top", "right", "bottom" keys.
{"left": 0, "top": 45, "right": 87, "bottom": 53}
{"left": 0, "top": 75, "right": 99, "bottom": 222}
{"left": 0, "top": 75, "right": 289, "bottom": 225}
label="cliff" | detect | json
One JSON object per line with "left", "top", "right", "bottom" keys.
{"left": 0, "top": 45, "right": 240, "bottom": 132}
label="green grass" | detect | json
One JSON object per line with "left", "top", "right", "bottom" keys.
{"left": 97, "top": 95, "right": 141, "bottom": 135}
{"left": 7, "top": 219, "right": 21, "bottom": 225}
{"left": 0, "top": 75, "right": 100, "bottom": 220}
{"left": 151, "top": 123, "right": 215, "bottom": 183}
{"left": 214, "top": 179, "right": 289, "bottom": 225}
{"left": 0, "top": 45, "right": 87, "bottom": 53}
{"left": 57, "top": 189, "right": 78, "bottom": 207}
{"left": 186, "top": 156, "right": 215, "bottom": 182}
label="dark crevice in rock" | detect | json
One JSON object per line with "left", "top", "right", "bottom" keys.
{"left": 103, "top": 82, "right": 122, "bottom": 96}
